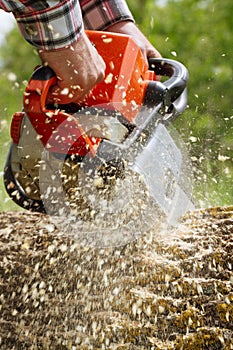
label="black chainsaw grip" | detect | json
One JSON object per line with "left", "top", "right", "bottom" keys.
{"left": 31, "top": 65, "right": 56, "bottom": 81}
{"left": 145, "top": 58, "right": 189, "bottom": 111}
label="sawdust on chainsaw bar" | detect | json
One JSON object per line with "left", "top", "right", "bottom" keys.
{"left": 0, "top": 206, "right": 232, "bottom": 349}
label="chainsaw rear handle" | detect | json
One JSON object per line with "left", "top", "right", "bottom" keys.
{"left": 145, "top": 58, "right": 188, "bottom": 113}
{"left": 27, "top": 65, "right": 57, "bottom": 113}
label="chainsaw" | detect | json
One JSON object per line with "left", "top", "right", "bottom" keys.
{"left": 4, "top": 30, "right": 194, "bottom": 246}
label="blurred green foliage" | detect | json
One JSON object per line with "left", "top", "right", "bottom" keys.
{"left": 130, "top": 0, "right": 233, "bottom": 207}
{"left": 0, "top": 28, "right": 40, "bottom": 210}
{"left": 0, "top": 0, "right": 232, "bottom": 211}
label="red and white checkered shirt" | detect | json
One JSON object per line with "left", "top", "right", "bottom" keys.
{"left": 0, "top": 0, "right": 134, "bottom": 50}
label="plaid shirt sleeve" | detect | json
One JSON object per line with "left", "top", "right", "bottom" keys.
{"left": 80, "top": 0, "right": 134, "bottom": 30}
{"left": 0, "top": 0, "right": 134, "bottom": 50}
{"left": 0, "top": 0, "right": 83, "bottom": 50}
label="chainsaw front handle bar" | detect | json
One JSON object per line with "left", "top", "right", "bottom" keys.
{"left": 148, "top": 58, "right": 188, "bottom": 96}
{"left": 145, "top": 58, "right": 188, "bottom": 118}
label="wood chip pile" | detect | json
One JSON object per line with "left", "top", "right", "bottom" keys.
{"left": 0, "top": 206, "right": 232, "bottom": 349}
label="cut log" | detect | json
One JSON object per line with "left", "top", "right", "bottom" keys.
{"left": 0, "top": 207, "right": 232, "bottom": 349}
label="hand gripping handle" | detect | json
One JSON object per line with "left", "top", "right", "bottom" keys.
{"left": 24, "top": 65, "right": 100, "bottom": 156}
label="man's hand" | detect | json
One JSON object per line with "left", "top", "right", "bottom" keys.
{"left": 106, "top": 21, "right": 162, "bottom": 59}
{"left": 38, "top": 31, "right": 106, "bottom": 104}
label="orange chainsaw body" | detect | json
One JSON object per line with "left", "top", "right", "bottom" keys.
{"left": 84, "top": 30, "right": 156, "bottom": 121}
{"left": 11, "top": 31, "right": 156, "bottom": 156}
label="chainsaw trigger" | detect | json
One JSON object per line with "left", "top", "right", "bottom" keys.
{"left": 10, "top": 112, "right": 25, "bottom": 145}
